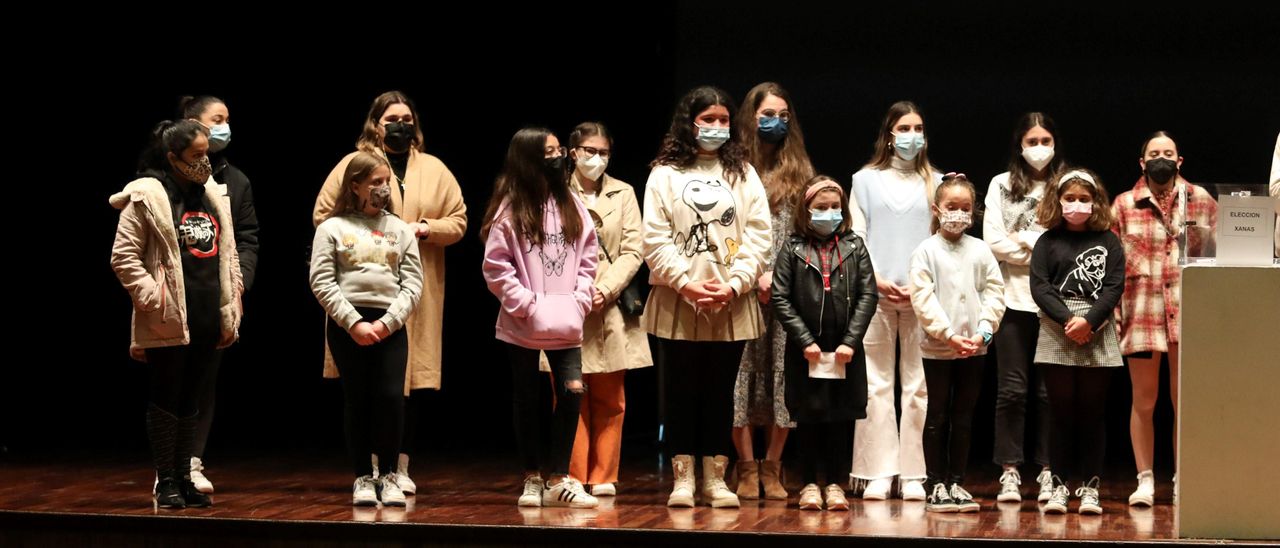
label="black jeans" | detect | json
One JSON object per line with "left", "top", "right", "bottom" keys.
{"left": 797, "top": 421, "right": 854, "bottom": 486}
{"left": 328, "top": 308, "right": 407, "bottom": 478}
{"left": 1040, "top": 364, "right": 1111, "bottom": 485}
{"left": 657, "top": 338, "right": 744, "bottom": 458}
{"left": 508, "top": 344, "right": 583, "bottom": 476}
{"left": 993, "top": 309, "right": 1051, "bottom": 467}
{"left": 923, "top": 356, "right": 984, "bottom": 486}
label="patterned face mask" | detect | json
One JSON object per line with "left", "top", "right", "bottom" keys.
{"left": 173, "top": 155, "right": 213, "bottom": 182}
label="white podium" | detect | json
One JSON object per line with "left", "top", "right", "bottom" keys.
{"left": 1178, "top": 264, "right": 1280, "bottom": 539}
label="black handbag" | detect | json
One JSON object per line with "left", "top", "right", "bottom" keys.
{"left": 617, "top": 264, "right": 649, "bottom": 316}
{"left": 599, "top": 240, "right": 648, "bottom": 317}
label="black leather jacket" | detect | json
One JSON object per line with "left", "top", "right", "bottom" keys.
{"left": 770, "top": 231, "right": 878, "bottom": 349}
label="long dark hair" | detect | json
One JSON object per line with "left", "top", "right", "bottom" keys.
{"left": 1006, "top": 112, "right": 1065, "bottom": 201}
{"left": 480, "top": 127, "right": 583, "bottom": 246}
{"left": 737, "top": 82, "right": 815, "bottom": 213}
{"left": 651, "top": 86, "right": 749, "bottom": 185}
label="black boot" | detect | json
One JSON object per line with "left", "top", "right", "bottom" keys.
{"left": 147, "top": 404, "right": 185, "bottom": 509}
{"left": 175, "top": 412, "right": 211, "bottom": 507}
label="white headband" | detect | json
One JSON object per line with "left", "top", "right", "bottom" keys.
{"left": 1057, "top": 170, "right": 1096, "bottom": 188}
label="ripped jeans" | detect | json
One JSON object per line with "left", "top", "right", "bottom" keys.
{"left": 507, "top": 344, "right": 584, "bottom": 477}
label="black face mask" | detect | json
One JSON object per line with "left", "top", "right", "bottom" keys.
{"left": 382, "top": 122, "right": 414, "bottom": 152}
{"left": 543, "top": 156, "right": 565, "bottom": 176}
{"left": 1145, "top": 158, "right": 1178, "bottom": 185}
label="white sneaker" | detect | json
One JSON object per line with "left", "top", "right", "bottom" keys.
{"left": 1036, "top": 469, "right": 1055, "bottom": 503}
{"left": 901, "top": 479, "right": 927, "bottom": 501}
{"left": 591, "top": 483, "right": 616, "bottom": 497}
{"left": 543, "top": 477, "right": 599, "bottom": 509}
{"left": 189, "top": 457, "right": 214, "bottom": 494}
{"left": 1128, "top": 470, "right": 1154, "bottom": 507}
{"left": 863, "top": 478, "right": 892, "bottom": 500}
{"left": 997, "top": 469, "right": 1022, "bottom": 502}
{"left": 395, "top": 454, "right": 416, "bottom": 495}
{"left": 1076, "top": 477, "right": 1102, "bottom": 515}
{"left": 798, "top": 483, "right": 822, "bottom": 510}
{"left": 1042, "top": 477, "right": 1069, "bottom": 514}
{"left": 352, "top": 475, "right": 378, "bottom": 506}
{"left": 379, "top": 474, "right": 406, "bottom": 507}
{"left": 1172, "top": 473, "right": 1179, "bottom": 506}
{"left": 518, "top": 474, "right": 543, "bottom": 507}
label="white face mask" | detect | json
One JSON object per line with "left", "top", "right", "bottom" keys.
{"left": 939, "top": 210, "right": 973, "bottom": 234}
{"left": 576, "top": 153, "right": 608, "bottom": 181}
{"left": 1021, "top": 145, "right": 1055, "bottom": 172}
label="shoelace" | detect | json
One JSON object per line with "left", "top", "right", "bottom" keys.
{"left": 523, "top": 477, "right": 542, "bottom": 495}
{"left": 931, "top": 483, "right": 950, "bottom": 500}
{"left": 357, "top": 476, "right": 377, "bottom": 493}
{"left": 1052, "top": 485, "right": 1070, "bottom": 502}
{"left": 999, "top": 470, "right": 1021, "bottom": 490}
{"left": 951, "top": 485, "right": 974, "bottom": 501}
{"left": 1037, "top": 470, "right": 1054, "bottom": 488}
{"left": 1075, "top": 477, "right": 1101, "bottom": 501}
{"left": 565, "top": 479, "right": 588, "bottom": 495}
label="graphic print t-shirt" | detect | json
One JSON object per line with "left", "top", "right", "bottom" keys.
{"left": 165, "top": 176, "right": 222, "bottom": 317}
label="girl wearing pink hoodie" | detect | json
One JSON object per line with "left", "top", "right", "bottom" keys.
{"left": 482, "top": 127, "right": 599, "bottom": 509}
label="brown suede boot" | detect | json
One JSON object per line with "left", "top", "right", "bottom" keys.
{"left": 735, "top": 459, "right": 760, "bottom": 500}
{"left": 760, "top": 459, "right": 788, "bottom": 500}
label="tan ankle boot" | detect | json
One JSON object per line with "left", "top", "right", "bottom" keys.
{"left": 735, "top": 459, "right": 760, "bottom": 500}
{"left": 702, "top": 456, "right": 740, "bottom": 508}
{"left": 760, "top": 459, "right": 788, "bottom": 500}
{"left": 668, "top": 455, "right": 695, "bottom": 507}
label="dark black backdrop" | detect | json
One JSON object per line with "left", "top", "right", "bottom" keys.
{"left": 5, "top": 4, "right": 1276, "bottom": 482}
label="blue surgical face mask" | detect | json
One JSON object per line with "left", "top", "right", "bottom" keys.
{"left": 207, "top": 123, "right": 231, "bottom": 153}
{"left": 892, "top": 131, "right": 925, "bottom": 161}
{"left": 810, "top": 209, "right": 843, "bottom": 236}
{"left": 696, "top": 125, "right": 731, "bottom": 151}
{"left": 757, "top": 116, "right": 788, "bottom": 144}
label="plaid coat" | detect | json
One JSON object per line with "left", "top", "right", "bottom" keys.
{"left": 1111, "top": 177, "right": 1217, "bottom": 355}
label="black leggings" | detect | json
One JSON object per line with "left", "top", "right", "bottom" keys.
{"left": 796, "top": 421, "right": 854, "bottom": 486}
{"left": 328, "top": 308, "right": 407, "bottom": 478}
{"left": 923, "top": 357, "right": 984, "bottom": 486}
{"left": 508, "top": 344, "right": 583, "bottom": 476}
{"left": 657, "top": 338, "right": 744, "bottom": 458}
{"left": 148, "top": 341, "right": 221, "bottom": 418}
{"left": 1039, "top": 364, "right": 1112, "bottom": 485}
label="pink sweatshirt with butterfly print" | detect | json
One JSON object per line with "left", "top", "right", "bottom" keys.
{"left": 483, "top": 196, "right": 598, "bottom": 350}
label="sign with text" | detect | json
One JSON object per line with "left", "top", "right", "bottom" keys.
{"left": 1217, "top": 189, "right": 1276, "bottom": 266}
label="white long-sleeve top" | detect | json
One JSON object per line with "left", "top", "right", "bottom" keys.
{"left": 982, "top": 172, "right": 1047, "bottom": 313}
{"left": 909, "top": 233, "right": 1006, "bottom": 360}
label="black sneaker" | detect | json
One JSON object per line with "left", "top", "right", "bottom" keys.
{"left": 950, "top": 484, "right": 980, "bottom": 512}
{"left": 181, "top": 479, "right": 212, "bottom": 507}
{"left": 155, "top": 478, "right": 186, "bottom": 509}
{"left": 926, "top": 482, "right": 957, "bottom": 512}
